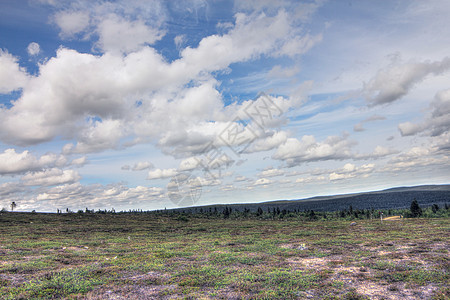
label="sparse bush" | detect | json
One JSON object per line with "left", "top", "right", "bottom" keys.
{"left": 176, "top": 215, "right": 189, "bottom": 222}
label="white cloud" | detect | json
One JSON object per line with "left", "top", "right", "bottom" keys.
{"left": 254, "top": 178, "right": 272, "bottom": 186}
{"left": 71, "top": 156, "right": 87, "bottom": 167}
{"left": 354, "top": 114, "right": 386, "bottom": 132}
{"left": 0, "top": 149, "right": 66, "bottom": 175}
{"left": 329, "top": 163, "right": 374, "bottom": 181}
{"left": 234, "top": 175, "right": 249, "bottom": 182}
{"left": 112, "top": 185, "right": 164, "bottom": 201}
{"left": 74, "top": 119, "right": 125, "bottom": 153}
{"left": 382, "top": 146, "right": 448, "bottom": 173}
{"left": 27, "top": 42, "right": 41, "bottom": 56}
{"left": 371, "top": 146, "right": 398, "bottom": 158}
{"left": 178, "top": 157, "right": 200, "bottom": 171}
{"left": 53, "top": 10, "right": 90, "bottom": 38}
{"left": 132, "top": 161, "right": 154, "bottom": 171}
{"left": 398, "top": 121, "right": 423, "bottom": 136}
{"left": 257, "top": 167, "right": 284, "bottom": 178}
{"left": 0, "top": 6, "right": 312, "bottom": 154}
{"left": 399, "top": 88, "right": 450, "bottom": 137}
{"left": 0, "top": 50, "right": 29, "bottom": 94}
{"left": 295, "top": 175, "right": 326, "bottom": 183}
{"left": 174, "top": 34, "right": 186, "bottom": 50}
{"left": 22, "top": 168, "right": 81, "bottom": 186}
{"left": 28, "top": 182, "right": 165, "bottom": 212}
{"left": 0, "top": 149, "right": 41, "bottom": 175}
{"left": 273, "top": 133, "right": 355, "bottom": 165}
{"left": 363, "top": 57, "right": 450, "bottom": 106}
{"left": 198, "top": 176, "right": 221, "bottom": 187}
{"left": 147, "top": 168, "right": 177, "bottom": 180}
{"left": 0, "top": 182, "right": 25, "bottom": 196}
{"left": 356, "top": 145, "right": 399, "bottom": 160}
{"left": 289, "top": 80, "right": 314, "bottom": 108}
{"left": 178, "top": 10, "right": 292, "bottom": 73}
{"left": 96, "top": 14, "right": 164, "bottom": 53}
{"left": 123, "top": 161, "right": 154, "bottom": 171}
{"left": 267, "top": 65, "right": 300, "bottom": 78}
{"left": 277, "top": 33, "right": 322, "bottom": 57}
{"left": 245, "top": 131, "right": 288, "bottom": 153}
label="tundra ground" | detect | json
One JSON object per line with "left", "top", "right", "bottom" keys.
{"left": 0, "top": 213, "right": 448, "bottom": 299}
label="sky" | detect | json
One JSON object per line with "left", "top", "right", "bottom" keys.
{"left": 0, "top": 0, "right": 449, "bottom": 212}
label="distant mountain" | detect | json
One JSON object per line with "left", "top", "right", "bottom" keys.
{"left": 178, "top": 184, "right": 450, "bottom": 213}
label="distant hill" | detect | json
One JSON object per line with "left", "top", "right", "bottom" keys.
{"left": 178, "top": 184, "right": 450, "bottom": 213}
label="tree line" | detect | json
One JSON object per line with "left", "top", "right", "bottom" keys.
{"left": 3, "top": 199, "right": 449, "bottom": 221}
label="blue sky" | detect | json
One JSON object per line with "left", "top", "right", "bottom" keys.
{"left": 0, "top": 0, "right": 449, "bottom": 212}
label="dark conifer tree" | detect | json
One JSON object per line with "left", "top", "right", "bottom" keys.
{"left": 410, "top": 199, "right": 422, "bottom": 217}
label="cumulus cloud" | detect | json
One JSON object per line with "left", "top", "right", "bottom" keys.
{"left": 257, "top": 167, "right": 284, "bottom": 178}
{"left": 0, "top": 4, "right": 314, "bottom": 157}
{"left": 363, "top": 57, "right": 450, "bottom": 106}
{"left": 71, "top": 156, "right": 87, "bottom": 167}
{"left": 273, "top": 133, "right": 355, "bottom": 166}
{"left": 133, "top": 161, "right": 154, "bottom": 171}
{"left": 382, "top": 146, "right": 449, "bottom": 172}
{"left": 177, "top": 10, "right": 293, "bottom": 74}
{"left": 0, "top": 149, "right": 66, "bottom": 175}
{"left": 0, "top": 50, "right": 29, "bottom": 94}
{"left": 245, "top": 131, "right": 288, "bottom": 153}
{"left": 95, "top": 14, "right": 164, "bottom": 53}
{"left": 27, "top": 42, "right": 41, "bottom": 56}
{"left": 22, "top": 168, "right": 81, "bottom": 186}
{"left": 74, "top": 119, "right": 125, "bottom": 153}
{"left": 147, "top": 168, "right": 177, "bottom": 180}
{"left": 27, "top": 182, "right": 165, "bottom": 212}
{"left": 178, "top": 157, "right": 200, "bottom": 171}
{"left": 398, "top": 122, "right": 423, "bottom": 136}
{"left": 329, "top": 163, "right": 374, "bottom": 181}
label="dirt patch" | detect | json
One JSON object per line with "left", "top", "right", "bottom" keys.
{"left": 60, "top": 246, "right": 89, "bottom": 252}
{"left": 85, "top": 284, "right": 178, "bottom": 300}
{"left": 287, "top": 255, "right": 344, "bottom": 270}
{"left": 122, "top": 271, "right": 171, "bottom": 284}
{"left": 279, "top": 243, "right": 307, "bottom": 250}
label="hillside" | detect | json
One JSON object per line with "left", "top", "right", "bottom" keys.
{"left": 179, "top": 184, "right": 450, "bottom": 213}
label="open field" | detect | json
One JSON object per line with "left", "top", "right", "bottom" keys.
{"left": 0, "top": 213, "right": 448, "bottom": 299}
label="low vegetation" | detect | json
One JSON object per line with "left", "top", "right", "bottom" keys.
{"left": 0, "top": 203, "right": 448, "bottom": 299}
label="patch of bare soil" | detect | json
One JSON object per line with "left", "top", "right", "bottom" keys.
{"left": 85, "top": 284, "right": 178, "bottom": 300}
{"left": 121, "top": 271, "right": 171, "bottom": 284}
{"left": 60, "top": 246, "right": 90, "bottom": 252}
